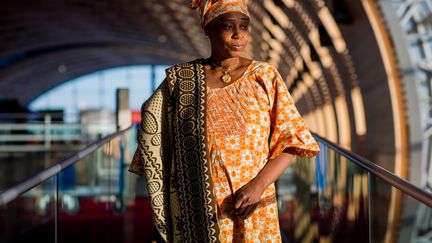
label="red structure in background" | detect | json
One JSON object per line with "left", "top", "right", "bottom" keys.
{"left": 58, "top": 197, "right": 154, "bottom": 243}
{"left": 131, "top": 111, "right": 141, "bottom": 124}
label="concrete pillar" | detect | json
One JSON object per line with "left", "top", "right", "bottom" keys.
{"left": 116, "top": 88, "right": 131, "bottom": 130}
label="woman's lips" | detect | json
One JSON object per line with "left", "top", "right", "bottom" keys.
{"left": 230, "top": 44, "right": 245, "bottom": 51}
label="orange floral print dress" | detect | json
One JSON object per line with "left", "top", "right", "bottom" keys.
{"left": 206, "top": 61, "right": 320, "bottom": 242}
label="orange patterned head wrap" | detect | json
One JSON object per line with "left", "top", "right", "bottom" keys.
{"left": 190, "top": 0, "right": 249, "bottom": 29}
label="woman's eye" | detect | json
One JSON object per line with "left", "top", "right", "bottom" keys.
{"left": 241, "top": 24, "right": 249, "bottom": 30}
{"left": 223, "top": 24, "right": 233, "bottom": 30}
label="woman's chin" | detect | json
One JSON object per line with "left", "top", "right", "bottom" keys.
{"left": 225, "top": 50, "right": 244, "bottom": 58}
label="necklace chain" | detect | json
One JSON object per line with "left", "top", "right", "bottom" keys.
{"left": 209, "top": 60, "right": 232, "bottom": 84}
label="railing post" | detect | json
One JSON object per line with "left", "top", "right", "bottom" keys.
{"left": 44, "top": 114, "right": 51, "bottom": 149}
{"left": 117, "top": 135, "right": 125, "bottom": 212}
{"left": 151, "top": 64, "right": 156, "bottom": 92}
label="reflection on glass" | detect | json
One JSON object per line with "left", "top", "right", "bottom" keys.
{"left": 2, "top": 128, "right": 431, "bottom": 242}
{"left": 412, "top": 202, "right": 432, "bottom": 242}
{"left": 0, "top": 127, "right": 156, "bottom": 243}
{"left": 278, "top": 143, "right": 369, "bottom": 242}
{"left": 0, "top": 150, "right": 78, "bottom": 191}
{"left": 56, "top": 127, "right": 154, "bottom": 243}
{"left": 369, "top": 174, "right": 432, "bottom": 243}
{"left": 0, "top": 176, "right": 56, "bottom": 243}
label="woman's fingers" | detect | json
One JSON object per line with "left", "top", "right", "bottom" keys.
{"left": 238, "top": 204, "right": 253, "bottom": 219}
{"left": 233, "top": 191, "right": 246, "bottom": 210}
{"left": 245, "top": 203, "right": 258, "bottom": 218}
{"left": 234, "top": 197, "right": 250, "bottom": 215}
{"left": 232, "top": 193, "right": 258, "bottom": 218}
{"left": 238, "top": 203, "right": 258, "bottom": 219}
{"left": 231, "top": 182, "right": 262, "bottom": 218}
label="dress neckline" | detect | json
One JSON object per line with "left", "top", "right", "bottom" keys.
{"left": 205, "top": 60, "right": 255, "bottom": 91}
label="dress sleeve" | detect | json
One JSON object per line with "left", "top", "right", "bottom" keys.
{"left": 264, "top": 65, "right": 320, "bottom": 160}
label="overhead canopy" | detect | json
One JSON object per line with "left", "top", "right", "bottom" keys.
{"left": 0, "top": 0, "right": 356, "bottom": 106}
{"left": 0, "top": 0, "right": 408, "bottom": 176}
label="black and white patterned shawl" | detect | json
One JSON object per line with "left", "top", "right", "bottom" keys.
{"left": 129, "top": 59, "right": 221, "bottom": 242}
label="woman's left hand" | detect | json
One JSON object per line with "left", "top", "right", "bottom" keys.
{"left": 231, "top": 180, "right": 265, "bottom": 219}
{"left": 231, "top": 153, "right": 294, "bottom": 220}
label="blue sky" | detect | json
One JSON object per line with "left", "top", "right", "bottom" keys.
{"left": 30, "top": 65, "right": 168, "bottom": 120}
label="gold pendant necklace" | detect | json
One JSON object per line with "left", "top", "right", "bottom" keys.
{"left": 221, "top": 70, "right": 231, "bottom": 83}
{"left": 210, "top": 60, "right": 232, "bottom": 84}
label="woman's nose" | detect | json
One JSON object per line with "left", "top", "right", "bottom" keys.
{"left": 232, "top": 27, "right": 242, "bottom": 39}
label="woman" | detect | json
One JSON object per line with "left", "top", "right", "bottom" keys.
{"left": 129, "top": 0, "right": 320, "bottom": 242}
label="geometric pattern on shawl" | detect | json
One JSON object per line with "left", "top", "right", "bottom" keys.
{"left": 168, "top": 60, "right": 220, "bottom": 242}
{"left": 129, "top": 59, "right": 221, "bottom": 242}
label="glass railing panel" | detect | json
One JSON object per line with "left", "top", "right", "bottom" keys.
{"left": 107, "top": 128, "right": 155, "bottom": 242}
{"left": 0, "top": 150, "right": 78, "bottom": 191}
{"left": 57, "top": 138, "right": 117, "bottom": 242}
{"left": 278, "top": 143, "right": 370, "bottom": 243}
{"left": 0, "top": 176, "right": 57, "bottom": 243}
{"left": 56, "top": 126, "right": 154, "bottom": 243}
{"left": 369, "top": 174, "right": 432, "bottom": 243}
{"left": 0, "top": 113, "right": 118, "bottom": 193}
{"left": 58, "top": 138, "right": 121, "bottom": 243}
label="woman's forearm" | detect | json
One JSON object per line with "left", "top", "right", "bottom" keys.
{"left": 252, "top": 152, "right": 294, "bottom": 193}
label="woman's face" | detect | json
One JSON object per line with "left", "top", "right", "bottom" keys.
{"left": 206, "top": 12, "right": 250, "bottom": 58}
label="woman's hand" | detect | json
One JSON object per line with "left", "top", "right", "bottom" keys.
{"left": 231, "top": 153, "right": 294, "bottom": 220}
{"left": 231, "top": 179, "right": 265, "bottom": 219}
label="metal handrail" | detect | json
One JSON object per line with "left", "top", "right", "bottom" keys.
{"left": 2, "top": 128, "right": 430, "bottom": 208}
{"left": 0, "top": 126, "right": 133, "bottom": 207}
{"left": 313, "top": 133, "right": 432, "bottom": 208}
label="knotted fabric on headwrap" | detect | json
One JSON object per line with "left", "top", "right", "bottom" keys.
{"left": 190, "top": 0, "right": 249, "bottom": 29}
